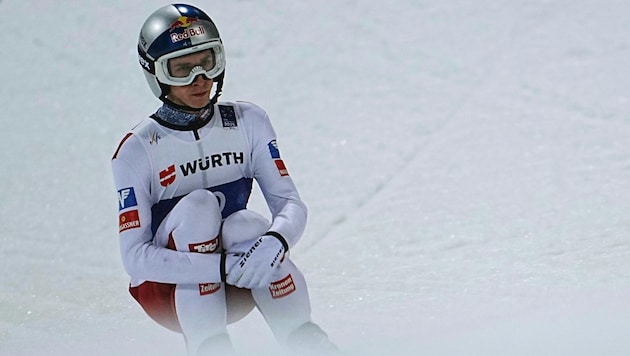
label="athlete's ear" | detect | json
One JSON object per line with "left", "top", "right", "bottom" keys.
{"left": 159, "top": 83, "right": 171, "bottom": 99}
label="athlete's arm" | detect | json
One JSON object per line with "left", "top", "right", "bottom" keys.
{"left": 240, "top": 102, "right": 308, "bottom": 249}
{"left": 112, "top": 133, "right": 225, "bottom": 284}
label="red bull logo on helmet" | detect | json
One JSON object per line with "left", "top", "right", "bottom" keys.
{"left": 169, "top": 16, "right": 199, "bottom": 31}
{"left": 169, "top": 16, "right": 205, "bottom": 43}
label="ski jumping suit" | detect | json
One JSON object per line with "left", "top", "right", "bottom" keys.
{"left": 111, "top": 101, "right": 312, "bottom": 353}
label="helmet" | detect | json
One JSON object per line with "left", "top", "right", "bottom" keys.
{"left": 137, "top": 4, "right": 226, "bottom": 103}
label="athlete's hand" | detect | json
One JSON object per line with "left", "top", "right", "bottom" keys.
{"left": 221, "top": 253, "right": 242, "bottom": 283}
{"left": 225, "top": 235, "right": 285, "bottom": 289}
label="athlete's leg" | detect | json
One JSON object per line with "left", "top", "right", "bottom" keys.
{"left": 222, "top": 209, "right": 336, "bottom": 352}
{"left": 154, "top": 189, "right": 232, "bottom": 355}
{"left": 250, "top": 259, "right": 312, "bottom": 341}
{"left": 252, "top": 261, "right": 338, "bottom": 354}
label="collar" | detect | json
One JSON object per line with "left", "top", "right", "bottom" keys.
{"left": 153, "top": 100, "right": 214, "bottom": 130}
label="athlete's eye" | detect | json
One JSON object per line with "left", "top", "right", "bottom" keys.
{"left": 171, "top": 64, "right": 193, "bottom": 77}
{"left": 168, "top": 49, "right": 215, "bottom": 78}
{"left": 201, "top": 58, "right": 214, "bottom": 70}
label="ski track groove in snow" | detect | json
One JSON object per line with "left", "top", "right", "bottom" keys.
{"left": 307, "top": 9, "right": 529, "bottom": 250}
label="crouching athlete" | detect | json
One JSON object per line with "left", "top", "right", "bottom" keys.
{"left": 111, "top": 4, "right": 337, "bottom": 355}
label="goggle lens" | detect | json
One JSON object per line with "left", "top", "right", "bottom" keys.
{"left": 154, "top": 40, "right": 225, "bottom": 86}
{"left": 167, "top": 49, "right": 216, "bottom": 78}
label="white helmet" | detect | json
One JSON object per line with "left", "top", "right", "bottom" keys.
{"left": 137, "top": 4, "right": 226, "bottom": 103}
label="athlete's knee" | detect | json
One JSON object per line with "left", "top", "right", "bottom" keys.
{"left": 221, "top": 209, "right": 270, "bottom": 250}
{"left": 167, "top": 190, "right": 223, "bottom": 249}
{"left": 178, "top": 189, "right": 220, "bottom": 214}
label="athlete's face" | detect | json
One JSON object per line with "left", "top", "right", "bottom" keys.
{"left": 166, "top": 50, "right": 215, "bottom": 109}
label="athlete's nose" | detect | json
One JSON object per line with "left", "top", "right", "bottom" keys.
{"left": 192, "top": 74, "right": 212, "bottom": 85}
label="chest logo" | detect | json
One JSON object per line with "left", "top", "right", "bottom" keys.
{"left": 179, "top": 152, "right": 245, "bottom": 176}
{"left": 159, "top": 164, "right": 177, "bottom": 187}
{"left": 159, "top": 152, "right": 245, "bottom": 187}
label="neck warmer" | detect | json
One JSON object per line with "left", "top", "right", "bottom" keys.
{"left": 156, "top": 102, "right": 213, "bottom": 127}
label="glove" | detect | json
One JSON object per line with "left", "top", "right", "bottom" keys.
{"left": 220, "top": 253, "right": 242, "bottom": 283}
{"left": 225, "top": 235, "right": 286, "bottom": 289}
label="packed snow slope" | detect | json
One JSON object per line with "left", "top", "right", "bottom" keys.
{"left": 1, "top": 0, "right": 630, "bottom": 355}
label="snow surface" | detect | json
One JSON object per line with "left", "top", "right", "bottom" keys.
{"left": 2, "top": 0, "right": 630, "bottom": 355}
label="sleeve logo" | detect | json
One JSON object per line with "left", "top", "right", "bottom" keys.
{"left": 118, "top": 187, "right": 138, "bottom": 211}
{"left": 274, "top": 160, "right": 289, "bottom": 177}
{"left": 268, "top": 140, "right": 289, "bottom": 176}
{"left": 268, "top": 140, "right": 281, "bottom": 159}
{"left": 119, "top": 210, "right": 141, "bottom": 232}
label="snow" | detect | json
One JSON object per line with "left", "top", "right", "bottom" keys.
{"left": 1, "top": 0, "right": 630, "bottom": 355}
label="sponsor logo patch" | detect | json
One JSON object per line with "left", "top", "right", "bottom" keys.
{"left": 274, "top": 159, "right": 289, "bottom": 176}
{"left": 219, "top": 105, "right": 238, "bottom": 128}
{"left": 149, "top": 131, "right": 161, "bottom": 145}
{"left": 139, "top": 35, "right": 147, "bottom": 48}
{"left": 170, "top": 26, "right": 205, "bottom": 43}
{"left": 199, "top": 282, "right": 221, "bottom": 296}
{"left": 169, "top": 16, "right": 199, "bottom": 31}
{"left": 179, "top": 152, "right": 245, "bottom": 176}
{"left": 269, "top": 274, "right": 296, "bottom": 299}
{"left": 190, "top": 238, "right": 221, "bottom": 296}
{"left": 189, "top": 237, "right": 220, "bottom": 254}
{"left": 138, "top": 53, "right": 150, "bottom": 71}
{"left": 268, "top": 140, "right": 289, "bottom": 176}
{"left": 119, "top": 210, "right": 141, "bottom": 232}
{"left": 268, "top": 140, "right": 281, "bottom": 159}
{"left": 118, "top": 187, "right": 137, "bottom": 211}
{"left": 168, "top": 16, "right": 205, "bottom": 43}
{"left": 160, "top": 164, "right": 176, "bottom": 187}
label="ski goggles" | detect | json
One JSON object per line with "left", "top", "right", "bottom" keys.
{"left": 154, "top": 41, "right": 226, "bottom": 86}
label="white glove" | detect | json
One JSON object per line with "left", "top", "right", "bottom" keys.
{"left": 226, "top": 235, "right": 286, "bottom": 289}
{"left": 220, "top": 253, "right": 242, "bottom": 283}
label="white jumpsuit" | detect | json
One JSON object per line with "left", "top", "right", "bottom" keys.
{"left": 112, "top": 101, "right": 313, "bottom": 354}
